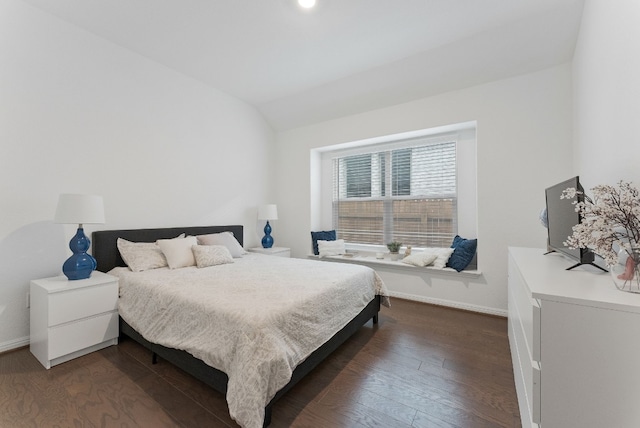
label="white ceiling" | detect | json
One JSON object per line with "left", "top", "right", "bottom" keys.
{"left": 23, "top": 0, "right": 585, "bottom": 131}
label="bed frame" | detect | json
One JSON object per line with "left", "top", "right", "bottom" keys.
{"left": 92, "top": 225, "right": 381, "bottom": 427}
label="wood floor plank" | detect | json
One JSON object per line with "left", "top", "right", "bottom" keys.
{"left": 270, "top": 396, "right": 369, "bottom": 428}
{"left": 320, "top": 385, "right": 418, "bottom": 426}
{"left": 0, "top": 298, "right": 520, "bottom": 427}
{"left": 328, "top": 338, "right": 518, "bottom": 425}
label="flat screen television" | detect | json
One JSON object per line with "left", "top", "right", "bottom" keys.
{"left": 544, "top": 176, "right": 606, "bottom": 271}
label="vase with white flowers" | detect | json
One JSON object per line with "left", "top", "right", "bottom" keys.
{"left": 562, "top": 181, "right": 640, "bottom": 293}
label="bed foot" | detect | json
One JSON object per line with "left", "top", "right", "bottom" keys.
{"left": 372, "top": 314, "right": 379, "bottom": 324}
{"left": 152, "top": 352, "right": 158, "bottom": 365}
{"left": 263, "top": 405, "right": 273, "bottom": 427}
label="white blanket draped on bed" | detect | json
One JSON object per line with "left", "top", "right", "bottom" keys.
{"left": 110, "top": 253, "right": 389, "bottom": 428}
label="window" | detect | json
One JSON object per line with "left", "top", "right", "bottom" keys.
{"left": 313, "top": 122, "right": 476, "bottom": 252}
{"left": 332, "top": 139, "right": 457, "bottom": 248}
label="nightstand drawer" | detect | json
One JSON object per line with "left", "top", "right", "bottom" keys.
{"left": 48, "top": 311, "right": 118, "bottom": 360}
{"left": 49, "top": 282, "right": 118, "bottom": 327}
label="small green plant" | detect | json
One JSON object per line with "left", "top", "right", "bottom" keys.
{"left": 386, "top": 241, "right": 402, "bottom": 253}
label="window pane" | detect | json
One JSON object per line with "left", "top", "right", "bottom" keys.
{"left": 379, "top": 152, "right": 386, "bottom": 197}
{"left": 391, "top": 198, "right": 457, "bottom": 248}
{"left": 345, "top": 154, "right": 372, "bottom": 198}
{"left": 411, "top": 143, "right": 456, "bottom": 196}
{"left": 392, "top": 148, "right": 411, "bottom": 196}
{"left": 333, "top": 200, "right": 384, "bottom": 245}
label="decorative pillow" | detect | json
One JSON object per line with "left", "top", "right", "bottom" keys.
{"left": 196, "top": 232, "right": 246, "bottom": 258}
{"left": 117, "top": 238, "right": 168, "bottom": 272}
{"left": 318, "top": 239, "right": 345, "bottom": 258}
{"left": 402, "top": 252, "right": 438, "bottom": 267}
{"left": 157, "top": 236, "right": 198, "bottom": 269}
{"left": 419, "top": 247, "right": 455, "bottom": 269}
{"left": 447, "top": 235, "right": 478, "bottom": 272}
{"left": 192, "top": 245, "right": 234, "bottom": 268}
{"left": 311, "top": 230, "right": 336, "bottom": 255}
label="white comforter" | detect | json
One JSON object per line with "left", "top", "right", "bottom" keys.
{"left": 110, "top": 253, "right": 389, "bottom": 428}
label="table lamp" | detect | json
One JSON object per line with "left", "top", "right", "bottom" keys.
{"left": 258, "top": 204, "right": 278, "bottom": 248}
{"left": 54, "top": 194, "right": 105, "bottom": 280}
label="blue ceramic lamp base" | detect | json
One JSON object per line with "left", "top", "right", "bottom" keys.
{"left": 261, "top": 221, "right": 274, "bottom": 248}
{"left": 62, "top": 226, "right": 97, "bottom": 280}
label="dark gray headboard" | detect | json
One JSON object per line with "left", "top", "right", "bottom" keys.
{"left": 92, "top": 225, "right": 244, "bottom": 273}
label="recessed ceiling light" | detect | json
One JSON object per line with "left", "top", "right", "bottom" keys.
{"left": 298, "top": 0, "right": 316, "bottom": 9}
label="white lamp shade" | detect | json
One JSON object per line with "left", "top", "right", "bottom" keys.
{"left": 258, "top": 204, "right": 278, "bottom": 221}
{"left": 54, "top": 194, "right": 105, "bottom": 224}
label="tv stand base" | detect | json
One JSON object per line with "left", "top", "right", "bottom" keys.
{"left": 565, "top": 261, "right": 608, "bottom": 273}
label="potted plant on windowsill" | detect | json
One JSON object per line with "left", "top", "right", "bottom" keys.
{"left": 387, "top": 241, "right": 402, "bottom": 261}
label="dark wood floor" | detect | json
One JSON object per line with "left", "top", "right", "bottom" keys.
{"left": 0, "top": 299, "right": 521, "bottom": 427}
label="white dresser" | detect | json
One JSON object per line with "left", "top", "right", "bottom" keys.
{"left": 30, "top": 271, "right": 119, "bottom": 369}
{"left": 508, "top": 247, "right": 640, "bottom": 427}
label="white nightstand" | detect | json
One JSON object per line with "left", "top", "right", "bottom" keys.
{"left": 248, "top": 247, "right": 291, "bottom": 258}
{"left": 30, "top": 271, "right": 119, "bottom": 369}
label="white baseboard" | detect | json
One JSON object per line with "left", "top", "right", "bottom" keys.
{"left": 0, "top": 336, "right": 29, "bottom": 354}
{"left": 388, "top": 291, "right": 508, "bottom": 317}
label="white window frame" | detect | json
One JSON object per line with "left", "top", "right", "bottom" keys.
{"left": 313, "top": 122, "right": 477, "bottom": 252}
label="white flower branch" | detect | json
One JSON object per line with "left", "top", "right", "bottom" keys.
{"left": 561, "top": 181, "right": 640, "bottom": 267}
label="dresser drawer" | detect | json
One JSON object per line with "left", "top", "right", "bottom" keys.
{"left": 508, "top": 254, "right": 540, "bottom": 361}
{"left": 49, "top": 282, "right": 118, "bottom": 327}
{"left": 48, "top": 311, "right": 118, "bottom": 360}
{"left": 508, "top": 288, "right": 541, "bottom": 425}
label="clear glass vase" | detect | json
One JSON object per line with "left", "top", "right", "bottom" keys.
{"left": 611, "top": 247, "right": 640, "bottom": 293}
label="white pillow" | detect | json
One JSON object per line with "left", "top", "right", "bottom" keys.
{"left": 318, "top": 239, "right": 346, "bottom": 257}
{"left": 157, "top": 236, "right": 198, "bottom": 269}
{"left": 196, "top": 232, "right": 246, "bottom": 258}
{"left": 402, "top": 252, "right": 438, "bottom": 267}
{"left": 192, "top": 245, "right": 234, "bottom": 268}
{"left": 421, "top": 247, "right": 455, "bottom": 269}
{"left": 117, "top": 238, "right": 167, "bottom": 272}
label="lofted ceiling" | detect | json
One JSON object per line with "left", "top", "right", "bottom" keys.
{"left": 22, "top": 0, "right": 585, "bottom": 131}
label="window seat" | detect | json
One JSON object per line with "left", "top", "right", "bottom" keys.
{"left": 307, "top": 253, "right": 481, "bottom": 278}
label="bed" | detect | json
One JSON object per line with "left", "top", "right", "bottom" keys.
{"left": 92, "top": 225, "right": 389, "bottom": 428}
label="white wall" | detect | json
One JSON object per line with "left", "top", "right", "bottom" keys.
{"left": 573, "top": 0, "right": 640, "bottom": 188}
{"left": 275, "top": 65, "right": 573, "bottom": 315}
{"left": 0, "top": 0, "right": 275, "bottom": 351}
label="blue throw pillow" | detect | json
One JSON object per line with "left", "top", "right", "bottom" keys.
{"left": 446, "top": 235, "right": 477, "bottom": 272}
{"left": 311, "top": 230, "right": 336, "bottom": 255}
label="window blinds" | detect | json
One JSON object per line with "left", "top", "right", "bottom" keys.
{"left": 332, "top": 141, "right": 457, "bottom": 248}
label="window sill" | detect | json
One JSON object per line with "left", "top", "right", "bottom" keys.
{"left": 307, "top": 253, "right": 482, "bottom": 278}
